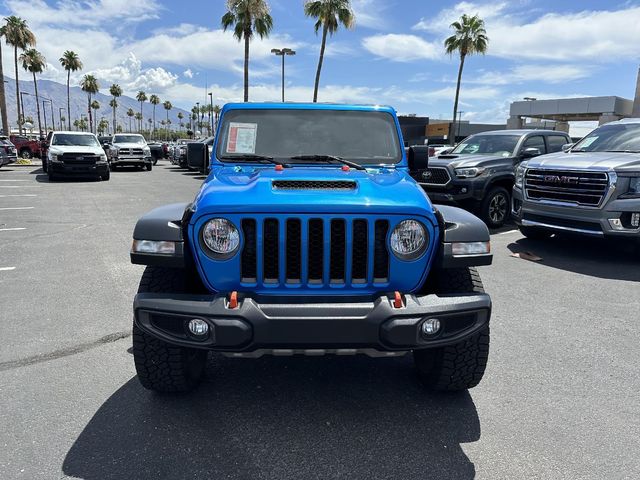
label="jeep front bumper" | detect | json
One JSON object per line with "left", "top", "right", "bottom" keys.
{"left": 134, "top": 292, "right": 491, "bottom": 353}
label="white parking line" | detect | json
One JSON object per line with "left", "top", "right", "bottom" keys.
{"left": 497, "top": 229, "right": 520, "bottom": 235}
{"left": 0, "top": 267, "right": 16, "bottom": 271}
{"left": 0, "top": 179, "right": 29, "bottom": 181}
{"left": 0, "top": 194, "right": 37, "bottom": 197}
{"left": 0, "top": 228, "right": 26, "bottom": 231}
{"left": 0, "top": 207, "right": 34, "bottom": 211}
{"left": 0, "top": 185, "right": 39, "bottom": 188}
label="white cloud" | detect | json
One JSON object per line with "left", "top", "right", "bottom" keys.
{"left": 467, "top": 64, "right": 593, "bottom": 86}
{"left": 362, "top": 34, "right": 440, "bottom": 62}
{"left": 183, "top": 69, "right": 194, "bottom": 79}
{"left": 413, "top": 1, "right": 509, "bottom": 34}
{"left": 350, "top": 0, "right": 388, "bottom": 30}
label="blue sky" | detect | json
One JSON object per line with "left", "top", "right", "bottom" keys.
{"left": 2, "top": 0, "right": 640, "bottom": 134}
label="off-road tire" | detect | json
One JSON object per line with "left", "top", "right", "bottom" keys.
{"left": 414, "top": 267, "right": 490, "bottom": 391}
{"left": 132, "top": 266, "right": 207, "bottom": 393}
{"left": 479, "top": 186, "right": 510, "bottom": 229}
{"left": 146, "top": 163, "right": 152, "bottom": 171}
{"left": 518, "top": 225, "right": 553, "bottom": 240}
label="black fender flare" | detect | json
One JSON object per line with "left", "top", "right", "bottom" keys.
{"left": 434, "top": 205, "right": 493, "bottom": 268}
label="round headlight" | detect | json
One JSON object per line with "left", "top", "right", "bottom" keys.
{"left": 390, "top": 220, "right": 427, "bottom": 259}
{"left": 201, "top": 218, "right": 240, "bottom": 257}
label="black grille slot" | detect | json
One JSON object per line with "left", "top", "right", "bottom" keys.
{"left": 351, "top": 220, "right": 368, "bottom": 283}
{"left": 308, "top": 219, "right": 324, "bottom": 283}
{"left": 286, "top": 219, "right": 302, "bottom": 283}
{"left": 273, "top": 180, "right": 356, "bottom": 190}
{"left": 373, "top": 220, "right": 389, "bottom": 281}
{"left": 61, "top": 153, "right": 98, "bottom": 164}
{"left": 330, "top": 219, "right": 346, "bottom": 283}
{"left": 420, "top": 167, "right": 450, "bottom": 185}
{"left": 263, "top": 219, "right": 279, "bottom": 283}
{"left": 525, "top": 169, "right": 608, "bottom": 207}
{"left": 241, "top": 219, "right": 257, "bottom": 282}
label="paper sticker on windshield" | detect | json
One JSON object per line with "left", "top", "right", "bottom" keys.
{"left": 577, "top": 136, "right": 598, "bottom": 149}
{"left": 226, "top": 122, "right": 257, "bottom": 154}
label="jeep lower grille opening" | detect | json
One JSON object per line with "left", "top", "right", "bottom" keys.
{"left": 373, "top": 220, "right": 389, "bottom": 282}
{"left": 263, "top": 219, "right": 279, "bottom": 283}
{"left": 241, "top": 219, "right": 257, "bottom": 282}
{"left": 525, "top": 169, "right": 609, "bottom": 207}
{"left": 273, "top": 180, "right": 356, "bottom": 190}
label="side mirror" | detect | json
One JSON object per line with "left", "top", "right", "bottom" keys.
{"left": 407, "top": 145, "right": 429, "bottom": 171}
{"left": 521, "top": 147, "right": 541, "bottom": 158}
{"left": 561, "top": 143, "right": 574, "bottom": 152}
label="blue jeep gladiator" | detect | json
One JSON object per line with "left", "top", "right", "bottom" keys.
{"left": 130, "top": 103, "right": 493, "bottom": 393}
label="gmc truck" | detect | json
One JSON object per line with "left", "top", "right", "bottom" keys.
{"left": 129, "top": 103, "right": 494, "bottom": 393}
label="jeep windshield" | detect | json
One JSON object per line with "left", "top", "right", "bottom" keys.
{"left": 113, "top": 135, "right": 146, "bottom": 144}
{"left": 571, "top": 123, "right": 640, "bottom": 152}
{"left": 215, "top": 109, "right": 402, "bottom": 165}
{"left": 451, "top": 134, "right": 521, "bottom": 157}
{"left": 51, "top": 134, "right": 100, "bottom": 147}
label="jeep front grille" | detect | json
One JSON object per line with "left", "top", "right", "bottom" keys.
{"left": 272, "top": 180, "right": 356, "bottom": 190}
{"left": 419, "top": 167, "right": 451, "bottom": 185}
{"left": 240, "top": 217, "right": 390, "bottom": 287}
{"left": 525, "top": 169, "right": 609, "bottom": 207}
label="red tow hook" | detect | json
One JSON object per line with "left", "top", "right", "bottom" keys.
{"left": 341, "top": 165, "right": 350, "bottom": 172}
{"left": 275, "top": 164, "right": 284, "bottom": 171}
{"left": 392, "top": 291, "right": 404, "bottom": 309}
{"left": 227, "top": 291, "right": 239, "bottom": 309}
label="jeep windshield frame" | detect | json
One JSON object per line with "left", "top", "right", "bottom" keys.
{"left": 571, "top": 123, "right": 640, "bottom": 153}
{"left": 215, "top": 108, "right": 403, "bottom": 166}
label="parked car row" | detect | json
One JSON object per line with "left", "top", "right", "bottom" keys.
{"left": 169, "top": 136, "right": 214, "bottom": 173}
{"left": 0, "top": 136, "right": 18, "bottom": 167}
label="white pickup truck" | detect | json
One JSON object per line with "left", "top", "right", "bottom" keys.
{"left": 106, "top": 134, "right": 153, "bottom": 171}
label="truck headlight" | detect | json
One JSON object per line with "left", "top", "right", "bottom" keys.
{"left": 515, "top": 164, "right": 527, "bottom": 188}
{"left": 143, "top": 147, "right": 151, "bottom": 156}
{"left": 390, "top": 220, "right": 427, "bottom": 260}
{"left": 99, "top": 154, "right": 107, "bottom": 162}
{"left": 50, "top": 154, "right": 61, "bottom": 163}
{"left": 629, "top": 177, "right": 640, "bottom": 194}
{"left": 455, "top": 167, "right": 485, "bottom": 179}
{"left": 201, "top": 218, "right": 240, "bottom": 257}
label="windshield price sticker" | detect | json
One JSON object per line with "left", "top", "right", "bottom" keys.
{"left": 227, "top": 123, "right": 258, "bottom": 154}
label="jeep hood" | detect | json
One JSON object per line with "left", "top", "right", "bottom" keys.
{"left": 430, "top": 154, "right": 512, "bottom": 169}
{"left": 191, "top": 166, "right": 434, "bottom": 218}
{"left": 49, "top": 145, "right": 104, "bottom": 155}
{"left": 525, "top": 151, "right": 640, "bottom": 171}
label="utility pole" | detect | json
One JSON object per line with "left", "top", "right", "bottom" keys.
{"left": 208, "top": 92, "right": 214, "bottom": 135}
{"left": 271, "top": 48, "right": 296, "bottom": 102}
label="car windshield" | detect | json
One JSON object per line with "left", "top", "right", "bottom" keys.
{"left": 571, "top": 123, "right": 640, "bottom": 152}
{"left": 451, "top": 134, "right": 521, "bottom": 157}
{"left": 51, "top": 134, "right": 100, "bottom": 147}
{"left": 216, "top": 109, "right": 402, "bottom": 165}
{"left": 113, "top": 135, "right": 146, "bottom": 144}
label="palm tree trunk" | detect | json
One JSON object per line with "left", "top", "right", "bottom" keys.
{"left": 243, "top": 28, "right": 250, "bottom": 102}
{"left": 313, "top": 24, "right": 329, "bottom": 103}
{"left": 32, "top": 72, "right": 42, "bottom": 137}
{"left": 450, "top": 54, "right": 466, "bottom": 146}
{"left": 66, "top": 71, "right": 71, "bottom": 130}
{"left": 112, "top": 99, "right": 116, "bottom": 135}
{"left": 0, "top": 43, "right": 8, "bottom": 135}
{"left": 87, "top": 93, "right": 93, "bottom": 134}
{"left": 153, "top": 106, "right": 156, "bottom": 138}
{"left": 139, "top": 103, "right": 143, "bottom": 133}
{"left": 14, "top": 46, "right": 21, "bottom": 134}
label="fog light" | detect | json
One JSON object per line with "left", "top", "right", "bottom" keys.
{"left": 632, "top": 212, "right": 640, "bottom": 228}
{"left": 421, "top": 318, "right": 441, "bottom": 337}
{"left": 188, "top": 319, "right": 209, "bottom": 336}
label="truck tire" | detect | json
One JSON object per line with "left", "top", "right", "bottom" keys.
{"left": 42, "top": 158, "right": 48, "bottom": 173}
{"left": 101, "top": 170, "right": 110, "bottom": 181}
{"left": 518, "top": 225, "right": 553, "bottom": 240}
{"left": 133, "top": 267, "right": 207, "bottom": 393}
{"left": 20, "top": 148, "right": 32, "bottom": 159}
{"left": 479, "top": 186, "right": 510, "bottom": 228}
{"left": 146, "top": 163, "right": 152, "bottom": 171}
{"left": 413, "top": 267, "right": 490, "bottom": 391}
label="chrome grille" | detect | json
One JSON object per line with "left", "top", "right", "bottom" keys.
{"left": 117, "top": 147, "right": 144, "bottom": 156}
{"left": 525, "top": 169, "right": 609, "bottom": 207}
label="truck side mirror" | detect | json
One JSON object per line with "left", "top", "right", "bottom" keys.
{"left": 561, "top": 143, "right": 574, "bottom": 152}
{"left": 407, "top": 145, "right": 429, "bottom": 171}
{"left": 521, "top": 147, "right": 541, "bottom": 158}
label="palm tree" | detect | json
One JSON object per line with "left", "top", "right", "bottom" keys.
{"left": 163, "top": 101, "right": 172, "bottom": 140}
{"left": 213, "top": 104, "right": 221, "bottom": 132}
{"left": 90, "top": 100, "right": 100, "bottom": 133}
{"left": 126, "top": 107, "right": 134, "bottom": 132}
{"left": 59, "top": 51, "right": 82, "bottom": 130}
{"left": 304, "top": 0, "right": 355, "bottom": 103}
{"left": 0, "top": 27, "right": 9, "bottom": 135}
{"left": 221, "top": 0, "right": 274, "bottom": 102}
{"left": 134, "top": 111, "right": 143, "bottom": 133}
{"left": 109, "top": 83, "right": 122, "bottom": 134}
{"left": 19, "top": 48, "right": 45, "bottom": 136}
{"left": 80, "top": 74, "right": 99, "bottom": 134}
{"left": 98, "top": 118, "right": 109, "bottom": 135}
{"left": 4, "top": 16, "right": 36, "bottom": 133}
{"left": 78, "top": 118, "right": 87, "bottom": 132}
{"left": 149, "top": 94, "right": 160, "bottom": 138}
{"left": 445, "top": 14, "right": 488, "bottom": 145}
{"left": 73, "top": 119, "right": 79, "bottom": 131}
{"left": 136, "top": 91, "right": 147, "bottom": 132}
{"left": 177, "top": 111, "right": 184, "bottom": 132}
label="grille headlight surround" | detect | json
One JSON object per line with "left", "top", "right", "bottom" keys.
{"left": 201, "top": 218, "right": 240, "bottom": 258}
{"left": 390, "top": 220, "right": 428, "bottom": 260}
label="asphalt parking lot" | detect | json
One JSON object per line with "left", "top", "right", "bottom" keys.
{"left": 1, "top": 162, "right": 639, "bottom": 480}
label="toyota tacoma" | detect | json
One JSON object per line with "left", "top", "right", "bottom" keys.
{"left": 130, "top": 103, "right": 494, "bottom": 393}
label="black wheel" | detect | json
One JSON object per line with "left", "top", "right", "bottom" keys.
{"left": 146, "top": 163, "right": 152, "bottom": 171}
{"left": 132, "top": 267, "right": 207, "bottom": 393}
{"left": 47, "top": 170, "right": 56, "bottom": 182}
{"left": 518, "top": 225, "right": 553, "bottom": 240}
{"left": 101, "top": 170, "right": 110, "bottom": 181}
{"left": 110, "top": 164, "right": 117, "bottom": 171}
{"left": 479, "top": 187, "right": 510, "bottom": 228}
{"left": 414, "top": 267, "right": 490, "bottom": 392}
{"left": 42, "top": 158, "right": 48, "bottom": 173}
{"left": 20, "top": 149, "right": 32, "bottom": 159}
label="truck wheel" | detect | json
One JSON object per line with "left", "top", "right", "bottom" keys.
{"left": 20, "top": 149, "right": 32, "bottom": 159}
{"left": 48, "top": 170, "right": 57, "bottom": 182}
{"left": 42, "top": 158, "right": 48, "bottom": 173}
{"left": 518, "top": 225, "right": 553, "bottom": 240}
{"left": 479, "top": 187, "right": 510, "bottom": 228}
{"left": 132, "top": 267, "right": 207, "bottom": 393}
{"left": 414, "top": 267, "right": 490, "bottom": 391}
{"left": 101, "top": 170, "right": 110, "bottom": 181}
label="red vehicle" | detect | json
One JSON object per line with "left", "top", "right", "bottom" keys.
{"left": 10, "top": 134, "right": 45, "bottom": 159}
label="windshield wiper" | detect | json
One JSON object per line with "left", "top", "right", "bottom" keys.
{"left": 289, "top": 154, "right": 367, "bottom": 170}
{"left": 219, "top": 154, "right": 290, "bottom": 168}
{"left": 603, "top": 150, "right": 640, "bottom": 153}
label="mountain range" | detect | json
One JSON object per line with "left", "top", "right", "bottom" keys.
{"left": 1, "top": 76, "right": 194, "bottom": 134}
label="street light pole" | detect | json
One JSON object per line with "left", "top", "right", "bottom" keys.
{"left": 41, "top": 97, "right": 55, "bottom": 131}
{"left": 456, "top": 110, "right": 465, "bottom": 141}
{"left": 271, "top": 48, "right": 296, "bottom": 102}
{"left": 19, "top": 91, "right": 31, "bottom": 132}
{"left": 41, "top": 100, "right": 48, "bottom": 133}
{"left": 208, "top": 92, "right": 214, "bottom": 136}
{"left": 59, "top": 108, "right": 65, "bottom": 130}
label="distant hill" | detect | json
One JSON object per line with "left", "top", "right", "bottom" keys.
{"left": 2, "top": 77, "right": 193, "bottom": 134}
